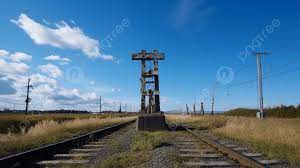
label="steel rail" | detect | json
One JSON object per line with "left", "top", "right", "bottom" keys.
{"left": 0, "top": 119, "right": 136, "bottom": 168}
{"left": 177, "top": 123, "right": 266, "bottom": 168}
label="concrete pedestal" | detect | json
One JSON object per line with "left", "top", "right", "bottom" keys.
{"left": 137, "top": 113, "right": 166, "bottom": 131}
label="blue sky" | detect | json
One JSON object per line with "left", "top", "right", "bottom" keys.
{"left": 0, "top": 0, "right": 300, "bottom": 112}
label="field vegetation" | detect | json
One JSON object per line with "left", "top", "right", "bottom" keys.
{"left": 0, "top": 115, "right": 135, "bottom": 157}
{"left": 0, "top": 113, "right": 132, "bottom": 133}
{"left": 166, "top": 114, "right": 227, "bottom": 129}
{"left": 224, "top": 105, "right": 300, "bottom": 118}
{"left": 166, "top": 114, "right": 300, "bottom": 166}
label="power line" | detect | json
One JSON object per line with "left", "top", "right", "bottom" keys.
{"left": 216, "top": 65, "right": 300, "bottom": 89}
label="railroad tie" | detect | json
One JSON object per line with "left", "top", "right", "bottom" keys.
{"left": 176, "top": 139, "right": 197, "bottom": 142}
{"left": 184, "top": 161, "right": 235, "bottom": 167}
{"left": 259, "top": 159, "right": 282, "bottom": 165}
{"left": 37, "top": 159, "right": 89, "bottom": 166}
{"left": 225, "top": 144, "right": 238, "bottom": 148}
{"left": 242, "top": 152, "right": 263, "bottom": 157}
{"left": 176, "top": 142, "right": 197, "bottom": 145}
{"left": 72, "top": 148, "right": 102, "bottom": 152}
{"left": 179, "top": 149, "right": 215, "bottom": 154}
{"left": 83, "top": 144, "right": 107, "bottom": 148}
{"left": 89, "top": 141, "right": 109, "bottom": 145}
{"left": 54, "top": 153, "right": 97, "bottom": 158}
{"left": 179, "top": 153, "right": 223, "bottom": 158}
{"left": 232, "top": 147, "right": 248, "bottom": 151}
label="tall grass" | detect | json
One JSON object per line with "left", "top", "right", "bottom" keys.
{"left": 0, "top": 113, "right": 132, "bottom": 133}
{"left": 166, "top": 114, "right": 227, "bottom": 130}
{"left": 0, "top": 116, "right": 136, "bottom": 157}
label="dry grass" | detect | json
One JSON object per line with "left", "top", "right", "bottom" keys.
{"left": 166, "top": 114, "right": 227, "bottom": 130}
{"left": 0, "top": 116, "right": 136, "bottom": 157}
{"left": 213, "top": 117, "right": 300, "bottom": 166}
{"left": 0, "top": 113, "right": 132, "bottom": 133}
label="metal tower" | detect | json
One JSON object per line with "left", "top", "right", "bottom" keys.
{"left": 132, "top": 50, "right": 165, "bottom": 114}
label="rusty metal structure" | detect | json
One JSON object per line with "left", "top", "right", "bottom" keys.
{"left": 132, "top": 50, "right": 165, "bottom": 114}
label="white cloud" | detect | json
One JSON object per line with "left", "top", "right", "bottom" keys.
{"left": 11, "top": 13, "right": 115, "bottom": 61}
{"left": 44, "top": 55, "right": 70, "bottom": 65}
{"left": 0, "top": 59, "right": 29, "bottom": 74}
{"left": 33, "top": 84, "right": 55, "bottom": 95}
{"left": 10, "top": 52, "right": 32, "bottom": 62}
{"left": 30, "top": 73, "right": 57, "bottom": 86}
{"left": 38, "top": 63, "right": 62, "bottom": 78}
{"left": 0, "top": 49, "right": 9, "bottom": 57}
{"left": 100, "top": 54, "right": 114, "bottom": 61}
{"left": 52, "top": 88, "right": 97, "bottom": 105}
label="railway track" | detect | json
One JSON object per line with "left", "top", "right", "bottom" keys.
{"left": 170, "top": 122, "right": 289, "bottom": 168}
{"left": 0, "top": 119, "right": 136, "bottom": 168}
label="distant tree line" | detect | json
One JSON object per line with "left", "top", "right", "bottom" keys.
{"left": 0, "top": 109, "right": 135, "bottom": 114}
{"left": 224, "top": 105, "right": 300, "bottom": 118}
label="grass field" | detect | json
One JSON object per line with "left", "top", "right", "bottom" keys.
{"left": 0, "top": 113, "right": 131, "bottom": 133}
{"left": 166, "top": 114, "right": 227, "bottom": 129}
{"left": 166, "top": 114, "right": 300, "bottom": 167}
{"left": 0, "top": 115, "right": 136, "bottom": 157}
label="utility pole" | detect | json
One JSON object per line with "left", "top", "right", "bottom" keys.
{"left": 25, "top": 78, "right": 33, "bottom": 115}
{"left": 119, "top": 102, "right": 122, "bottom": 113}
{"left": 255, "top": 52, "right": 269, "bottom": 119}
{"left": 193, "top": 103, "right": 196, "bottom": 115}
{"left": 200, "top": 102, "right": 205, "bottom": 115}
{"left": 211, "top": 82, "right": 217, "bottom": 115}
{"left": 186, "top": 104, "right": 189, "bottom": 115}
{"left": 99, "top": 96, "right": 102, "bottom": 113}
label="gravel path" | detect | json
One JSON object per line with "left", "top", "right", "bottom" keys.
{"left": 135, "top": 146, "right": 181, "bottom": 168}
{"left": 89, "top": 124, "right": 136, "bottom": 166}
